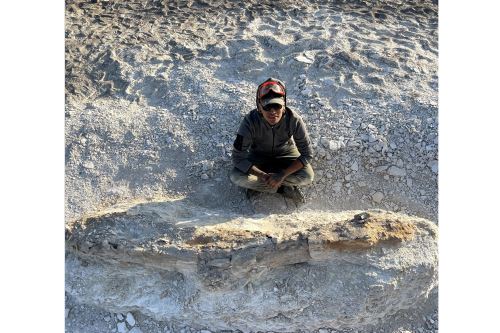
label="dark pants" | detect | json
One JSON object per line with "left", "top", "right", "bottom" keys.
{"left": 230, "top": 150, "right": 314, "bottom": 193}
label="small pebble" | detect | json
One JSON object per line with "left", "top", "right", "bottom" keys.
{"left": 117, "top": 322, "right": 127, "bottom": 333}
{"left": 428, "top": 160, "right": 438, "bottom": 174}
{"left": 372, "top": 191, "right": 384, "bottom": 203}
{"left": 83, "top": 161, "right": 95, "bottom": 169}
{"left": 126, "top": 312, "right": 136, "bottom": 326}
{"left": 387, "top": 165, "right": 406, "bottom": 177}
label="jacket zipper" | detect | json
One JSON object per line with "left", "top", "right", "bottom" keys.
{"left": 271, "top": 126, "right": 275, "bottom": 156}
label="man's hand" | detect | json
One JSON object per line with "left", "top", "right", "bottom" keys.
{"left": 265, "top": 172, "right": 286, "bottom": 189}
{"left": 249, "top": 165, "right": 270, "bottom": 183}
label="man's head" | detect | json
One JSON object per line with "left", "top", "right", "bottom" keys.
{"left": 256, "top": 78, "right": 287, "bottom": 125}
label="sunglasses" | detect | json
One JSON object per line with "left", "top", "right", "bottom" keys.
{"left": 263, "top": 103, "right": 283, "bottom": 112}
{"left": 258, "top": 81, "right": 285, "bottom": 98}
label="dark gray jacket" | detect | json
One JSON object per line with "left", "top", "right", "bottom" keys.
{"left": 232, "top": 107, "right": 313, "bottom": 173}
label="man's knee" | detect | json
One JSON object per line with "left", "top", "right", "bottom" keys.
{"left": 289, "top": 164, "right": 314, "bottom": 186}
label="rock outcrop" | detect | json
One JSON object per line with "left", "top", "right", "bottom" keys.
{"left": 65, "top": 199, "right": 438, "bottom": 332}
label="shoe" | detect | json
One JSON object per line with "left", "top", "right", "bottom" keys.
{"left": 281, "top": 186, "right": 305, "bottom": 204}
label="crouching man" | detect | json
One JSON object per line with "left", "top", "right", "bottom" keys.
{"left": 230, "top": 77, "right": 314, "bottom": 204}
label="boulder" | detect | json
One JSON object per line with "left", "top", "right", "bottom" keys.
{"left": 65, "top": 200, "right": 438, "bottom": 332}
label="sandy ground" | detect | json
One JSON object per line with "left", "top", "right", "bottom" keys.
{"left": 65, "top": 0, "right": 438, "bottom": 332}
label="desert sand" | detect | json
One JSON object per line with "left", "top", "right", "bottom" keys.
{"left": 65, "top": 0, "right": 438, "bottom": 332}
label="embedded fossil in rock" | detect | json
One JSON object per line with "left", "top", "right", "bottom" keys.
{"left": 65, "top": 200, "right": 438, "bottom": 332}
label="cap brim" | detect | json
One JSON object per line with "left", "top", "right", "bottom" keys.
{"left": 261, "top": 97, "right": 285, "bottom": 107}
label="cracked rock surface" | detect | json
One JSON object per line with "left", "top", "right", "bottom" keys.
{"left": 66, "top": 201, "right": 438, "bottom": 332}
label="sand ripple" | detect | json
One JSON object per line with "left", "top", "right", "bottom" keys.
{"left": 66, "top": 0, "right": 437, "bottom": 105}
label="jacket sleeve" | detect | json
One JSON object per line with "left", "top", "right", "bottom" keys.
{"left": 293, "top": 116, "right": 314, "bottom": 167}
{"left": 232, "top": 117, "right": 254, "bottom": 173}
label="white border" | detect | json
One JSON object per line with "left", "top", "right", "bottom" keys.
{"left": 1, "top": 1, "right": 64, "bottom": 331}
{"left": 440, "top": 0, "right": 500, "bottom": 332}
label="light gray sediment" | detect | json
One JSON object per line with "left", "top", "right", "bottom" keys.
{"left": 66, "top": 203, "right": 438, "bottom": 332}
{"left": 65, "top": 0, "right": 438, "bottom": 332}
